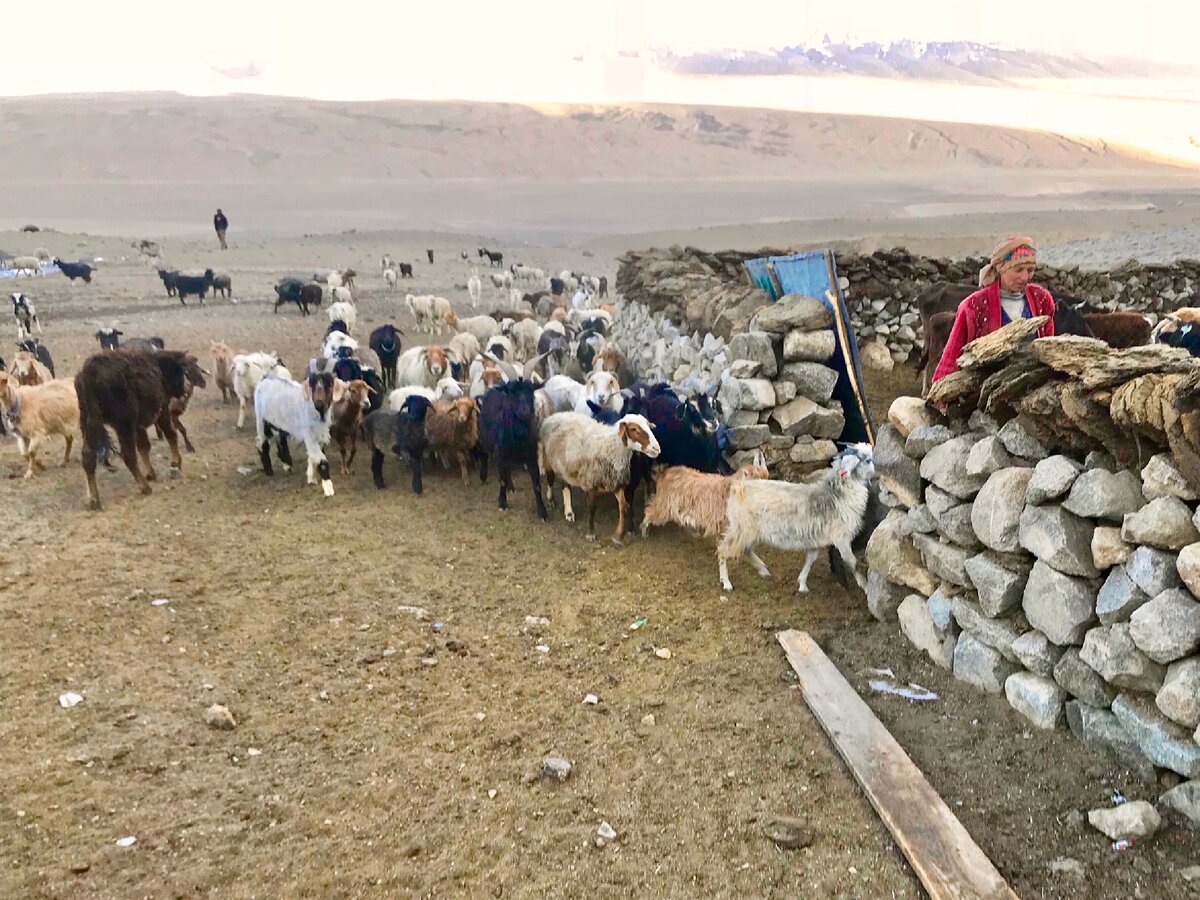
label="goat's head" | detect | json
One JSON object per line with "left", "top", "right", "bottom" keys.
{"left": 95, "top": 328, "right": 122, "bottom": 350}
{"left": 183, "top": 355, "right": 207, "bottom": 389}
{"left": 425, "top": 345, "right": 448, "bottom": 378}
{"left": 210, "top": 340, "right": 233, "bottom": 360}
{"left": 448, "top": 396, "right": 477, "bottom": 424}
{"left": 155, "top": 351, "right": 192, "bottom": 398}
{"left": 735, "top": 451, "right": 771, "bottom": 481}
{"left": 435, "top": 377, "right": 464, "bottom": 400}
{"left": 327, "top": 320, "right": 349, "bottom": 337}
{"left": 342, "top": 379, "right": 374, "bottom": 410}
{"left": 400, "top": 394, "right": 432, "bottom": 422}
{"left": 834, "top": 443, "right": 875, "bottom": 482}
{"left": 306, "top": 371, "right": 337, "bottom": 416}
{"left": 617, "top": 414, "right": 660, "bottom": 458}
{"left": 584, "top": 371, "right": 620, "bottom": 408}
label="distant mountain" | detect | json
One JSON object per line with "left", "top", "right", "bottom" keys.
{"left": 655, "top": 39, "right": 1185, "bottom": 83}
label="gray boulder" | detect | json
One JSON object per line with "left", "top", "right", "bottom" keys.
{"left": 874, "top": 425, "right": 921, "bottom": 509}
{"left": 1080, "top": 624, "right": 1166, "bottom": 692}
{"left": 1176, "top": 542, "right": 1200, "bottom": 600}
{"left": 898, "top": 594, "right": 954, "bottom": 669}
{"left": 866, "top": 569, "right": 908, "bottom": 622}
{"left": 900, "top": 504, "right": 937, "bottom": 536}
{"left": 726, "top": 359, "right": 762, "bottom": 379}
{"left": 1142, "top": 453, "right": 1199, "bottom": 502}
{"left": 920, "top": 436, "right": 986, "bottom": 500}
{"left": 725, "top": 425, "right": 771, "bottom": 450}
{"left": 1085, "top": 450, "right": 1119, "bottom": 472}
{"left": 783, "top": 328, "right": 836, "bottom": 363}
{"left": 1087, "top": 802, "right": 1161, "bottom": 840}
{"left": 1156, "top": 658, "right": 1200, "bottom": 729}
{"left": 1112, "top": 694, "right": 1200, "bottom": 778}
{"left": 777, "top": 362, "right": 838, "bottom": 404}
{"left": 1019, "top": 504, "right": 1098, "bottom": 578}
{"left": 1062, "top": 469, "right": 1146, "bottom": 521}
{"left": 771, "top": 380, "right": 798, "bottom": 404}
{"left": 769, "top": 395, "right": 844, "bottom": 439}
{"left": 1122, "top": 497, "right": 1200, "bottom": 550}
{"left": 752, "top": 294, "right": 833, "bottom": 334}
{"left": 1091, "top": 526, "right": 1132, "bottom": 571}
{"left": 950, "top": 597, "right": 1024, "bottom": 662}
{"left": 965, "top": 436, "right": 1014, "bottom": 478}
{"left": 937, "top": 504, "right": 980, "bottom": 549}
{"left": 1130, "top": 589, "right": 1200, "bottom": 663}
{"left": 1026, "top": 455, "right": 1083, "bottom": 505}
{"left": 1005, "top": 672, "right": 1068, "bottom": 730}
{"left": 1012, "top": 630, "right": 1064, "bottom": 678}
{"left": 1065, "top": 701, "right": 1156, "bottom": 780}
{"left": 953, "top": 633, "right": 1017, "bottom": 694}
{"left": 1023, "top": 561, "right": 1097, "bottom": 646}
{"left": 998, "top": 418, "right": 1049, "bottom": 461}
{"left": 866, "top": 514, "right": 939, "bottom": 596}
{"left": 965, "top": 552, "right": 1028, "bottom": 617}
{"left": 719, "top": 376, "right": 776, "bottom": 411}
{"left": 1054, "top": 647, "right": 1118, "bottom": 707}
{"left": 925, "top": 485, "right": 959, "bottom": 521}
{"left": 905, "top": 424, "right": 956, "bottom": 459}
{"left": 971, "top": 468, "right": 1033, "bottom": 553}
{"left": 1159, "top": 780, "right": 1200, "bottom": 828}
{"left": 1126, "top": 545, "right": 1183, "bottom": 597}
{"left": 926, "top": 588, "right": 960, "bottom": 638}
{"left": 1096, "top": 566, "right": 1151, "bottom": 625}
{"left": 728, "top": 332, "right": 778, "bottom": 378}
{"left": 912, "top": 534, "right": 972, "bottom": 589}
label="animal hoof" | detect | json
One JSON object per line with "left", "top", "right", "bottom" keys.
{"left": 796, "top": 586, "right": 809, "bottom": 595}
{"left": 565, "top": 512, "right": 576, "bottom": 523}
{"left": 168, "top": 468, "right": 181, "bottom": 480}
{"left": 585, "top": 533, "right": 596, "bottom": 542}
{"left": 610, "top": 537, "right": 623, "bottom": 548}
{"left": 322, "top": 480, "right": 335, "bottom": 497}
{"left": 145, "top": 470, "right": 157, "bottom": 482}
{"left": 140, "top": 484, "right": 153, "bottom": 496}
{"left": 282, "top": 464, "right": 292, "bottom": 473}
{"left": 88, "top": 499, "right": 102, "bottom": 511}
{"left": 721, "top": 582, "right": 733, "bottom": 592}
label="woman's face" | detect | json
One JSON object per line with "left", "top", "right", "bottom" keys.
{"left": 999, "top": 261, "right": 1035, "bottom": 292}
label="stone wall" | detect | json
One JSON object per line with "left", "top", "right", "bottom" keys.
{"left": 868, "top": 399, "right": 1200, "bottom": 818}
{"left": 617, "top": 245, "right": 1200, "bottom": 362}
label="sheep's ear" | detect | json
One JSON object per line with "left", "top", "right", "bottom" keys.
{"left": 753, "top": 450, "right": 766, "bottom": 469}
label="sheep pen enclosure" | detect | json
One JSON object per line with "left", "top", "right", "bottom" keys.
{"left": 0, "top": 229, "right": 1194, "bottom": 898}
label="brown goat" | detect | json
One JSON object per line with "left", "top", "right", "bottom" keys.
{"left": 157, "top": 360, "right": 208, "bottom": 452}
{"left": 75, "top": 350, "right": 194, "bottom": 509}
{"left": 10, "top": 351, "right": 52, "bottom": 386}
{"left": 426, "top": 397, "right": 479, "bottom": 483}
{"left": 329, "top": 379, "right": 374, "bottom": 473}
{"left": 210, "top": 341, "right": 235, "bottom": 402}
{"left": 593, "top": 346, "right": 633, "bottom": 388}
{"left": 1083, "top": 312, "right": 1151, "bottom": 348}
{"left": 641, "top": 461, "right": 771, "bottom": 539}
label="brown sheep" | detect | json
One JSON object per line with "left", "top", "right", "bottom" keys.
{"left": 328, "top": 379, "right": 374, "bottom": 474}
{"left": 1083, "top": 312, "right": 1151, "bottom": 348}
{"left": 426, "top": 396, "right": 479, "bottom": 483}
{"left": 0, "top": 373, "right": 78, "bottom": 478}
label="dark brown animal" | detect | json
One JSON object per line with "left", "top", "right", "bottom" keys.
{"left": 1084, "top": 312, "right": 1151, "bottom": 348}
{"left": 76, "top": 349, "right": 194, "bottom": 509}
{"left": 426, "top": 396, "right": 479, "bottom": 483}
{"left": 156, "top": 359, "right": 208, "bottom": 452}
{"left": 329, "top": 379, "right": 374, "bottom": 474}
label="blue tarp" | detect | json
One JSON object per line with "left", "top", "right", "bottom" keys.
{"left": 743, "top": 250, "right": 874, "bottom": 445}
{"left": 0, "top": 262, "right": 58, "bottom": 279}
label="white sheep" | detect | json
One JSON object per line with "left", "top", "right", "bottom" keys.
{"left": 448, "top": 331, "right": 481, "bottom": 369}
{"left": 446, "top": 312, "right": 501, "bottom": 343}
{"left": 394, "top": 345, "right": 451, "bottom": 389}
{"left": 405, "top": 294, "right": 434, "bottom": 333}
{"left": 327, "top": 301, "right": 357, "bottom": 334}
{"left": 385, "top": 377, "right": 464, "bottom": 411}
{"left": 432, "top": 296, "right": 453, "bottom": 331}
{"left": 384, "top": 268, "right": 398, "bottom": 291}
{"left": 11, "top": 256, "right": 40, "bottom": 276}
{"left": 322, "top": 331, "right": 359, "bottom": 360}
{"left": 538, "top": 411, "right": 661, "bottom": 544}
{"left": 467, "top": 271, "right": 482, "bottom": 307}
{"left": 330, "top": 285, "right": 354, "bottom": 304}
{"left": 381, "top": 254, "right": 394, "bottom": 274}
{"left": 254, "top": 375, "right": 336, "bottom": 497}
{"left": 538, "top": 372, "right": 620, "bottom": 416}
{"left": 507, "top": 317, "right": 542, "bottom": 361}
{"left": 718, "top": 444, "right": 875, "bottom": 593}
{"left": 507, "top": 287, "right": 523, "bottom": 309}
{"left": 232, "top": 351, "right": 292, "bottom": 429}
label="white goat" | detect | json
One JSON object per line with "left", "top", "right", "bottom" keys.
{"left": 381, "top": 254, "right": 394, "bottom": 274}
{"left": 254, "top": 375, "right": 336, "bottom": 497}
{"left": 467, "top": 271, "right": 482, "bottom": 307}
{"left": 717, "top": 444, "right": 875, "bottom": 593}
{"left": 384, "top": 268, "right": 398, "bottom": 291}
{"left": 232, "top": 352, "right": 292, "bottom": 429}
{"left": 330, "top": 285, "right": 354, "bottom": 304}
{"left": 322, "top": 331, "right": 359, "bottom": 360}
{"left": 448, "top": 332, "right": 481, "bottom": 369}
{"left": 406, "top": 294, "right": 437, "bottom": 333}
{"left": 507, "top": 317, "right": 543, "bottom": 361}
{"left": 327, "top": 301, "right": 357, "bottom": 334}
{"left": 539, "top": 372, "right": 620, "bottom": 416}
{"left": 432, "top": 297, "right": 453, "bottom": 331}
{"left": 448, "top": 313, "right": 501, "bottom": 343}
{"left": 538, "top": 411, "right": 661, "bottom": 544}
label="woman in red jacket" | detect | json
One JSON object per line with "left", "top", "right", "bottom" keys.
{"left": 930, "top": 235, "right": 1055, "bottom": 384}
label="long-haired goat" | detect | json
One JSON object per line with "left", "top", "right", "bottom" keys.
{"left": 0, "top": 372, "right": 78, "bottom": 478}
{"left": 17, "top": 338, "right": 54, "bottom": 377}
{"left": 478, "top": 379, "right": 548, "bottom": 520}
{"left": 426, "top": 396, "right": 479, "bottom": 483}
{"left": 717, "top": 444, "right": 875, "bottom": 593}
{"left": 210, "top": 341, "right": 235, "bottom": 403}
{"left": 329, "top": 378, "right": 375, "bottom": 474}
{"left": 232, "top": 351, "right": 292, "bottom": 429}
{"left": 641, "top": 455, "right": 770, "bottom": 540}
{"left": 361, "top": 395, "right": 431, "bottom": 494}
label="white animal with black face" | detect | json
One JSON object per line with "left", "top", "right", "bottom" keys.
{"left": 11, "top": 292, "right": 42, "bottom": 340}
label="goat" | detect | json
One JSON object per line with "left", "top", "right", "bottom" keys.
{"left": 158, "top": 358, "right": 208, "bottom": 452}
{"left": 328, "top": 301, "right": 357, "bottom": 334}
{"left": 210, "top": 341, "right": 235, "bottom": 403}
{"left": 53, "top": 258, "right": 94, "bottom": 283}
{"left": 481, "top": 248, "right": 503, "bottom": 268}
{"left": 384, "top": 268, "right": 398, "bottom": 291}
{"left": 11, "top": 292, "right": 42, "bottom": 339}
{"left": 95, "top": 327, "right": 123, "bottom": 350}
{"left": 232, "top": 351, "right": 292, "bottom": 429}
{"left": 254, "top": 372, "right": 337, "bottom": 497}
{"left": 76, "top": 350, "right": 193, "bottom": 509}
{"left": 331, "top": 285, "right": 354, "bottom": 305}
{"left": 640, "top": 456, "right": 771, "bottom": 540}
{"left": 10, "top": 351, "right": 53, "bottom": 386}
{"left": 427, "top": 396, "right": 479, "bottom": 483}
{"left": 361, "top": 395, "right": 432, "bottom": 493}
{"left": 598, "top": 275, "right": 608, "bottom": 298}
{"left": 467, "top": 272, "right": 482, "bottom": 307}
{"left": 322, "top": 331, "right": 359, "bottom": 361}
{"left": 538, "top": 412, "right": 661, "bottom": 544}
{"left": 274, "top": 278, "right": 319, "bottom": 315}
{"left": 398, "top": 262, "right": 413, "bottom": 278}
{"left": 394, "top": 345, "right": 450, "bottom": 389}
{"left": 539, "top": 372, "right": 621, "bottom": 417}
{"left": 213, "top": 273, "right": 232, "bottom": 299}
{"left": 445, "top": 311, "right": 500, "bottom": 343}
{"left": 592, "top": 345, "right": 633, "bottom": 388}
{"left": 368, "top": 324, "right": 403, "bottom": 390}
{"left": 157, "top": 269, "right": 178, "bottom": 297}
{"left": 384, "top": 377, "right": 464, "bottom": 412}
{"left": 406, "top": 294, "right": 437, "bottom": 333}
{"left": 507, "top": 317, "right": 543, "bottom": 361}
{"left": 0, "top": 372, "right": 78, "bottom": 478}
{"left": 1084, "top": 311, "right": 1151, "bottom": 348}
{"left": 448, "top": 332, "right": 481, "bottom": 373}
{"left": 329, "top": 378, "right": 375, "bottom": 474}
{"left": 717, "top": 444, "right": 875, "bottom": 593}
{"left": 478, "top": 379, "right": 548, "bottom": 520}
{"left": 175, "top": 269, "right": 215, "bottom": 304}
{"left": 485, "top": 334, "right": 514, "bottom": 362}
{"left": 16, "top": 338, "right": 54, "bottom": 377}
{"left": 11, "top": 256, "right": 41, "bottom": 276}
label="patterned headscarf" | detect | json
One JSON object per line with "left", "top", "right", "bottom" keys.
{"left": 978, "top": 235, "right": 1037, "bottom": 287}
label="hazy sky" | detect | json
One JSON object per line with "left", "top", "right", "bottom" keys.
{"left": 2, "top": 0, "right": 1195, "bottom": 100}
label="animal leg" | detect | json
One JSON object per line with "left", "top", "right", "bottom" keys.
{"left": 259, "top": 436, "right": 274, "bottom": 476}
{"left": 22, "top": 435, "right": 42, "bottom": 478}
{"left": 113, "top": 425, "right": 150, "bottom": 495}
{"left": 277, "top": 433, "right": 293, "bottom": 471}
{"left": 177, "top": 415, "right": 194, "bottom": 453}
{"left": 458, "top": 451, "right": 471, "bottom": 484}
{"left": 345, "top": 437, "right": 357, "bottom": 473}
{"left": 237, "top": 397, "right": 247, "bottom": 429}
{"left": 796, "top": 549, "right": 819, "bottom": 594}
{"left": 371, "top": 449, "right": 386, "bottom": 489}
{"left": 136, "top": 428, "right": 157, "bottom": 484}
{"left": 497, "top": 461, "right": 511, "bottom": 510}
{"left": 306, "top": 436, "right": 334, "bottom": 497}
{"left": 82, "top": 443, "right": 102, "bottom": 509}
{"left": 155, "top": 411, "right": 182, "bottom": 473}
{"left": 527, "top": 453, "right": 548, "bottom": 521}
{"left": 409, "top": 451, "right": 423, "bottom": 495}
{"left": 478, "top": 452, "right": 489, "bottom": 484}
{"left": 613, "top": 490, "right": 628, "bottom": 547}
{"left": 833, "top": 538, "right": 868, "bottom": 592}
{"left": 746, "top": 549, "right": 771, "bottom": 579}
{"left": 61, "top": 433, "right": 73, "bottom": 467}
{"left": 718, "top": 555, "right": 733, "bottom": 592}
{"left": 562, "top": 486, "right": 574, "bottom": 522}
{"left": 584, "top": 491, "right": 599, "bottom": 541}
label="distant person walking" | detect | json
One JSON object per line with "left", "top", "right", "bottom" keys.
{"left": 214, "top": 209, "right": 229, "bottom": 250}
{"left": 426, "top": 249, "right": 434, "bottom": 264}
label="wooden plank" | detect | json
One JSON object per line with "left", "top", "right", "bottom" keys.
{"left": 777, "top": 630, "right": 1020, "bottom": 900}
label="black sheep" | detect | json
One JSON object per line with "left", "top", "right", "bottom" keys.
{"left": 361, "top": 395, "right": 430, "bottom": 493}
{"left": 157, "top": 269, "right": 179, "bottom": 297}
{"left": 478, "top": 380, "right": 547, "bottom": 520}
{"left": 53, "top": 258, "right": 94, "bottom": 283}
{"left": 399, "top": 262, "right": 414, "bottom": 278}
{"left": 174, "top": 269, "right": 215, "bottom": 305}
{"left": 274, "top": 278, "right": 319, "bottom": 315}
{"left": 368, "top": 324, "right": 402, "bottom": 390}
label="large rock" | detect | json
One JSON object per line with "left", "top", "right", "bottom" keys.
{"left": 1156, "top": 658, "right": 1200, "bottom": 728}
{"left": 788, "top": 436, "right": 838, "bottom": 464}
{"left": 920, "top": 436, "right": 986, "bottom": 500}
{"left": 1019, "top": 505, "right": 1098, "bottom": 577}
{"left": 1130, "top": 589, "right": 1200, "bottom": 663}
{"left": 1080, "top": 624, "right": 1166, "bottom": 692}
{"left": 898, "top": 594, "right": 954, "bottom": 669}
{"left": 1121, "top": 497, "right": 1200, "bottom": 550}
{"left": 1026, "top": 455, "right": 1084, "bottom": 505}
{"left": 866, "top": 570, "right": 908, "bottom": 623}
{"left": 953, "top": 633, "right": 1017, "bottom": 694}
{"left": 965, "top": 436, "right": 1014, "bottom": 478}
{"left": 753, "top": 294, "right": 833, "bottom": 334}
{"left": 1091, "top": 526, "right": 1132, "bottom": 571}
{"left": 771, "top": 380, "right": 797, "bottom": 404}
{"left": 1087, "top": 802, "right": 1161, "bottom": 840}
{"left": 866, "top": 515, "right": 939, "bottom": 596}
{"left": 937, "top": 505, "right": 979, "bottom": 549}
{"left": 726, "top": 359, "right": 762, "bottom": 378}
{"left": 965, "top": 552, "right": 1028, "bottom": 618}
{"left": 1023, "top": 561, "right": 1097, "bottom": 646}
{"left": 912, "top": 534, "right": 972, "bottom": 589}
{"left": 905, "top": 425, "right": 956, "bottom": 460}
{"left": 1176, "top": 542, "right": 1200, "bottom": 600}
{"left": 725, "top": 425, "right": 771, "bottom": 450}
{"left": 783, "top": 327, "right": 836, "bottom": 363}
{"left": 1012, "top": 630, "right": 1064, "bottom": 678}
{"left": 724, "top": 409, "right": 760, "bottom": 428}
{"left": 777, "top": 362, "right": 838, "bottom": 404}
{"left": 887, "top": 396, "right": 935, "bottom": 438}
{"left": 1065, "top": 701, "right": 1156, "bottom": 780}
{"left": 950, "top": 597, "right": 1023, "bottom": 662}
{"left": 769, "top": 395, "right": 844, "bottom": 439}
{"left": 972, "top": 468, "right": 1033, "bottom": 553}
{"left": 719, "top": 376, "right": 776, "bottom": 411}
{"left": 998, "top": 418, "right": 1049, "bottom": 461}
{"left": 1005, "top": 672, "right": 1068, "bottom": 729}
{"left": 1125, "top": 546, "right": 1182, "bottom": 597}
{"left": 728, "top": 332, "right": 778, "bottom": 378}
{"left": 925, "top": 486, "right": 959, "bottom": 521}
{"left": 1062, "top": 469, "right": 1146, "bottom": 521}
{"left": 1112, "top": 694, "right": 1200, "bottom": 778}
{"left": 874, "top": 425, "right": 921, "bottom": 509}
{"left": 1096, "top": 566, "right": 1151, "bottom": 625}
{"left": 1141, "top": 453, "right": 1199, "bottom": 502}
{"left": 1159, "top": 780, "right": 1200, "bottom": 828}
{"left": 1053, "top": 647, "right": 1118, "bottom": 707}
{"left": 927, "top": 589, "right": 961, "bottom": 639}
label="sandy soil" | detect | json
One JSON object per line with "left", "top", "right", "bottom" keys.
{"left": 1, "top": 230, "right": 1196, "bottom": 898}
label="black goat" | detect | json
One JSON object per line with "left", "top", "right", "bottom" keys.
{"left": 426, "top": 250, "right": 434, "bottom": 264}
{"left": 368, "top": 324, "right": 402, "bottom": 390}
{"left": 327, "top": 320, "right": 349, "bottom": 338}
{"left": 17, "top": 338, "right": 54, "bottom": 377}
{"left": 274, "top": 278, "right": 318, "bottom": 315}
{"left": 359, "top": 366, "right": 386, "bottom": 412}
{"left": 175, "top": 269, "right": 215, "bottom": 305}
{"left": 95, "top": 328, "right": 123, "bottom": 350}
{"left": 157, "top": 269, "right": 179, "bottom": 297}
{"left": 53, "top": 258, "right": 94, "bottom": 283}
{"left": 478, "top": 379, "right": 547, "bottom": 520}
{"left": 598, "top": 275, "right": 608, "bottom": 298}
{"left": 331, "top": 356, "right": 364, "bottom": 383}
{"left": 399, "top": 262, "right": 414, "bottom": 278}
{"left": 482, "top": 249, "right": 503, "bottom": 268}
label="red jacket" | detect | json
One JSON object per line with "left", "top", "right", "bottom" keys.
{"left": 931, "top": 282, "right": 1055, "bottom": 384}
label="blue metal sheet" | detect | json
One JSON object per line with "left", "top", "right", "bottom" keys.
{"left": 745, "top": 250, "right": 874, "bottom": 445}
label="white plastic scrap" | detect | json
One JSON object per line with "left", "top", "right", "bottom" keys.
{"left": 58, "top": 692, "right": 84, "bottom": 709}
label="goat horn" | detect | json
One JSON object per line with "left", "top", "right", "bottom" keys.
{"left": 521, "top": 351, "right": 551, "bottom": 380}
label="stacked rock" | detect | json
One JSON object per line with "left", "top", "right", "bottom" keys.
{"left": 867, "top": 398, "right": 1200, "bottom": 811}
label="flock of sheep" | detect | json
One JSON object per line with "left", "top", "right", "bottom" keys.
{"left": 0, "top": 250, "right": 878, "bottom": 594}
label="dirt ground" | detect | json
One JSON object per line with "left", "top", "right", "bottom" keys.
{"left": 1, "top": 231, "right": 1196, "bottom": 898}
